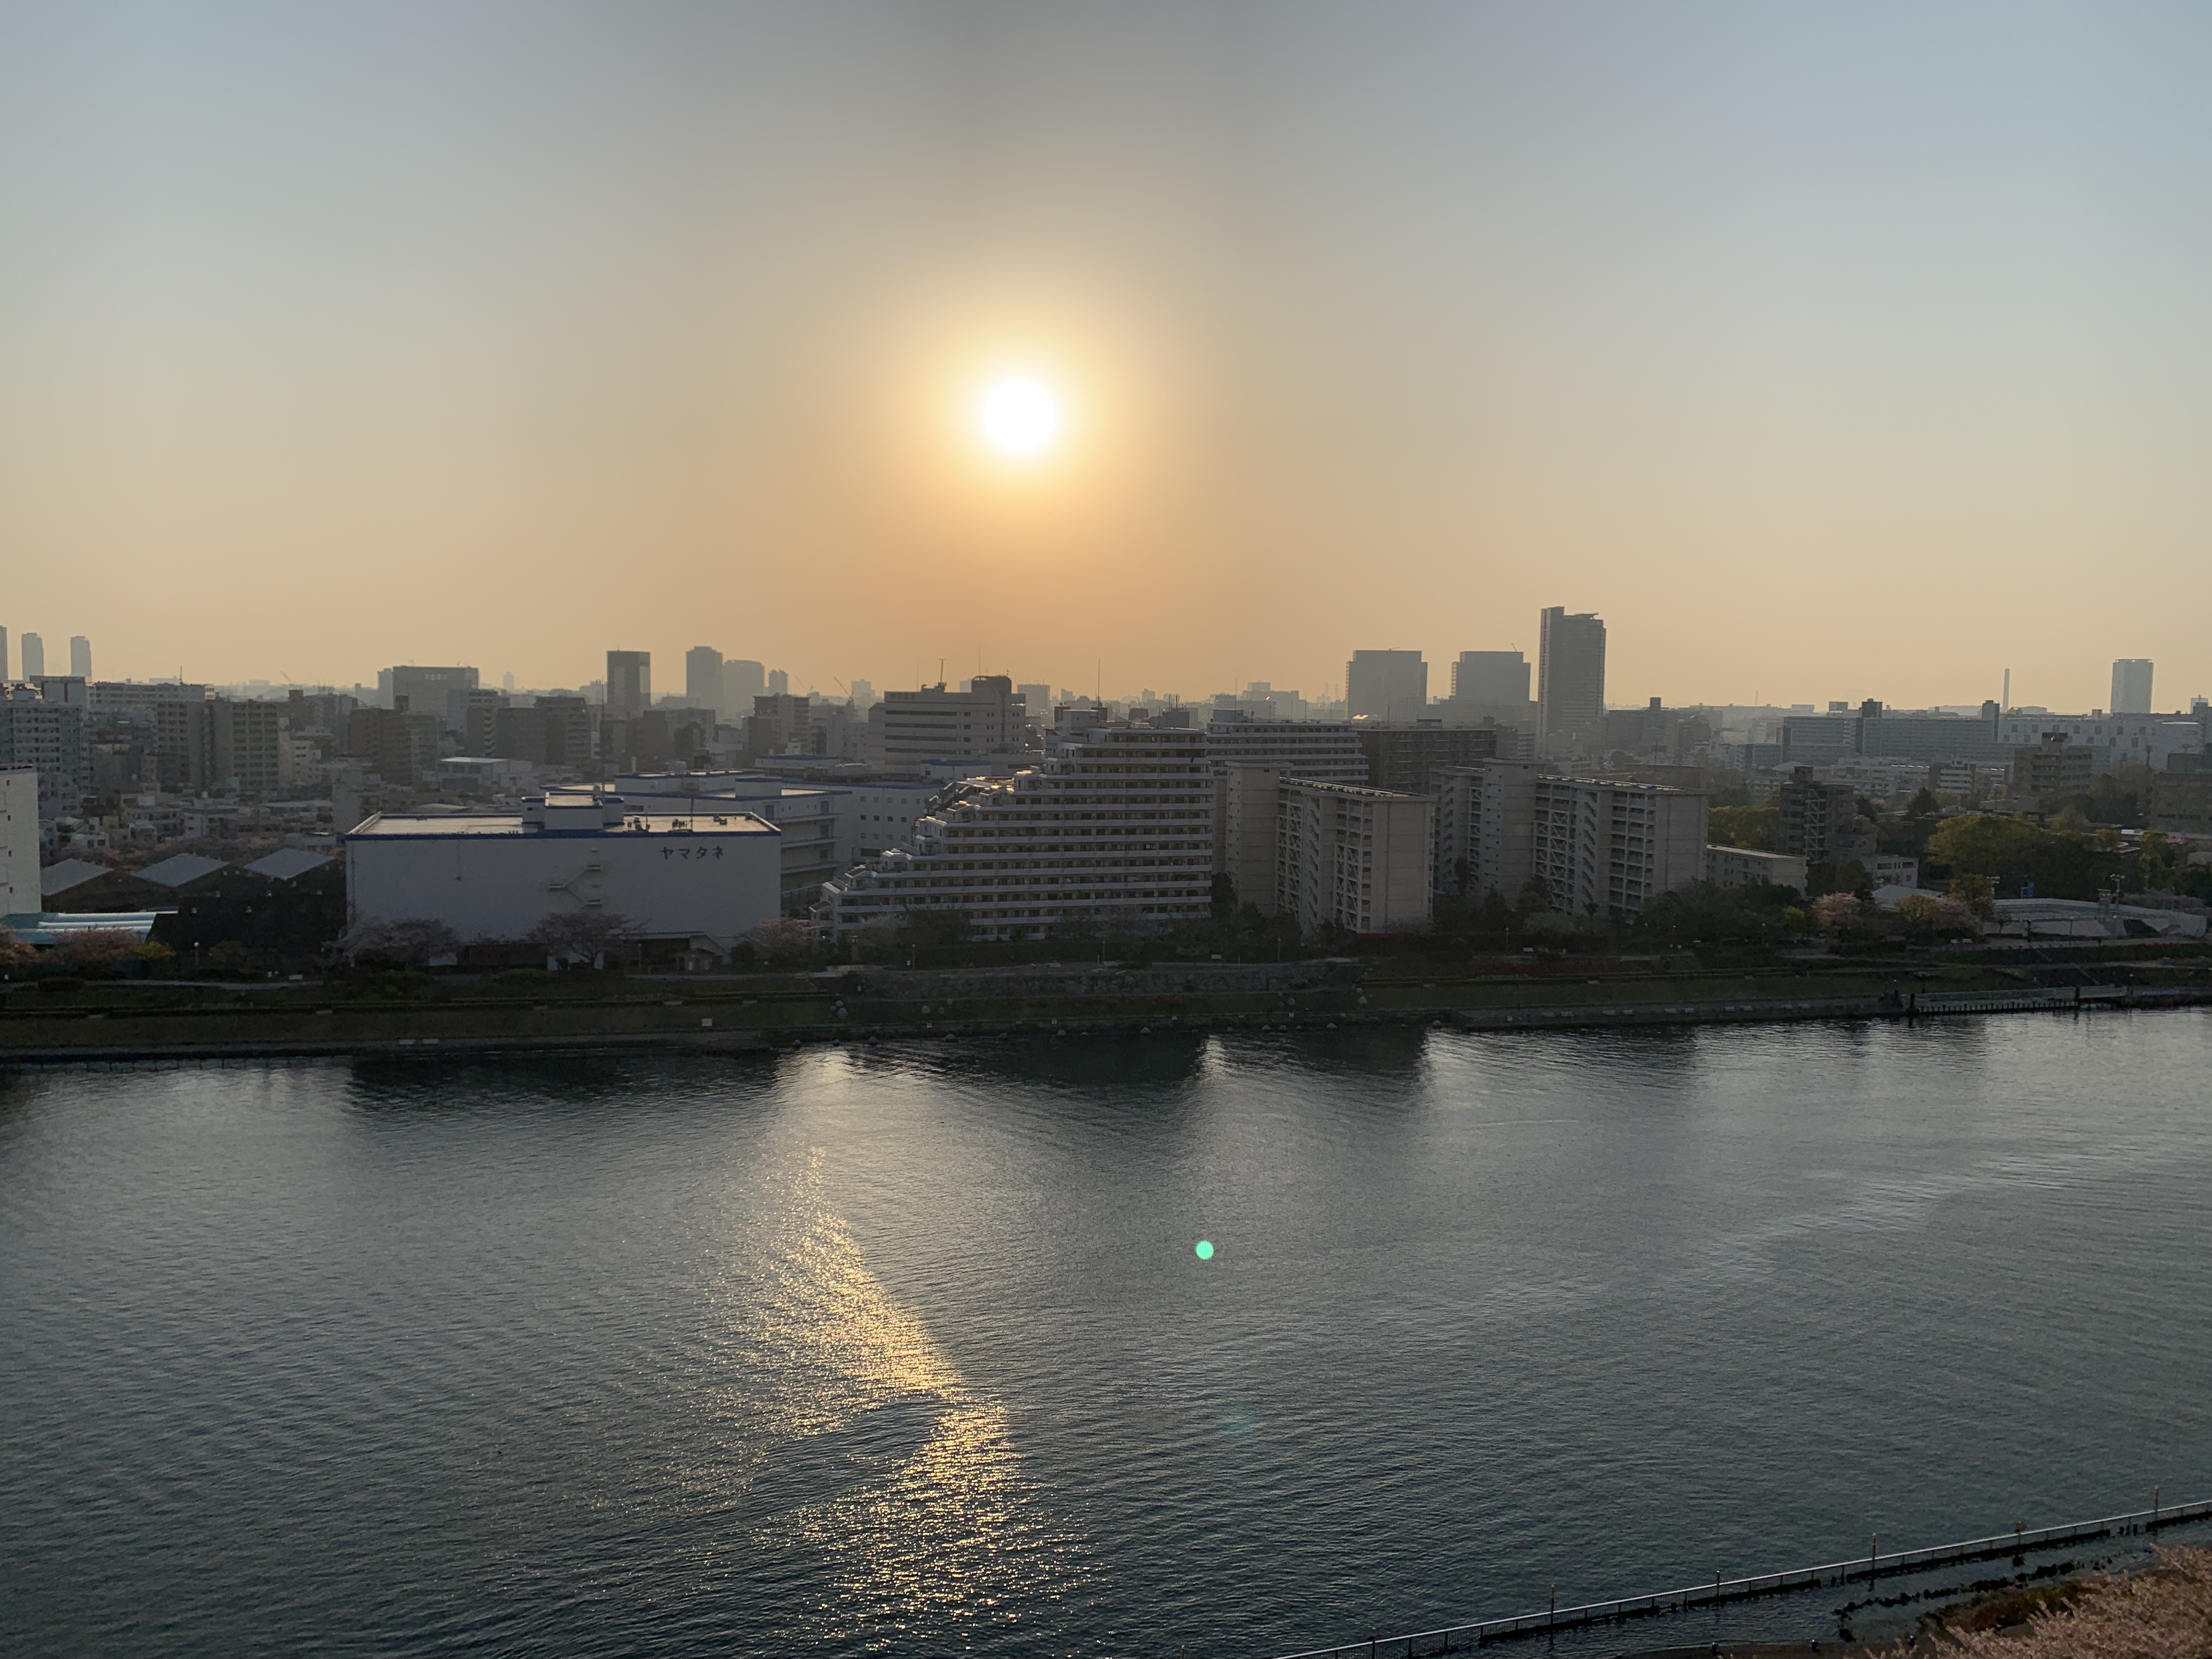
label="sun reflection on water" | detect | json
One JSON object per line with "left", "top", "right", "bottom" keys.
{"left": 725, "top": 1150, "right": 1088, "bottom": 1643}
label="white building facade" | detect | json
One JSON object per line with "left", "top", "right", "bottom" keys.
{"left": 346, "top": 791, "right": 781, "bottom": 951}
{"left": 1276, "top": 780, "right": 1434, "bottom": 938}
{"left": 820, "top": 724, "right": 1215, "bottom": 940}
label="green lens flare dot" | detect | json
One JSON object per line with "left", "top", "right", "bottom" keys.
{"left": 1194, "top": 1240, "right": 1215, "bottom": 1260}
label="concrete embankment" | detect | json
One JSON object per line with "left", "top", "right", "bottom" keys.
{"left": 2, "top": 956, "right": 2205, "bottom": 1065}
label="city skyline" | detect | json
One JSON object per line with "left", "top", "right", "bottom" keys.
{"left": 5, "top": 4, "right": 2211, "bottom": 709}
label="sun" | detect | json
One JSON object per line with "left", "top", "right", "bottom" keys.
{"left": 975, "top": 377, "right": 1061, "bottom": 457}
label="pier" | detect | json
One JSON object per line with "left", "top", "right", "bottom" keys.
{"left": 1265, "top": 1495, "right": 2212, "bottom": 1658}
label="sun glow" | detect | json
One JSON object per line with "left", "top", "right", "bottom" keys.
{"left": 975, "top": 377, "right": 1062, "bottom": 457}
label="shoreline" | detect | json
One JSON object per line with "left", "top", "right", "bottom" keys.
{"left": 2, "top": 984, "right": 2204, "bottom": 1067}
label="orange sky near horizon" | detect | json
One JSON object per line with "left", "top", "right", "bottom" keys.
{"left": 2, "top": 3, "right": 2208, "bottom": 714}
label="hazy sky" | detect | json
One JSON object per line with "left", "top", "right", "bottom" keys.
{"left": 3, "top": 2, "right": 2209, "bottom": 710}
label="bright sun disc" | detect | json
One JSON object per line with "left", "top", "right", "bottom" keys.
{"left": 977, "top": 378, "right": 1060, "bottom": 456}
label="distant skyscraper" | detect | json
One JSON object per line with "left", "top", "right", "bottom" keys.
{"left": 848, "top": 678, "right": 876, "bottom": 708}
{"left": 766, "top": 668, "right": 789, "bottom": 696}
{"left": 69, "top": 635, "right": 91, "bottom": 679}
{"left": 389, "top": 665, "right": 480, "bottom": 736}
{"left": 685, "top": 645, "right": 725, "bottom": 710}
{"left": 20, "top": 633, "right": 44, "bottom": 679}
{"left": 1449, "top": 651, "right": 1530, "bottom": 706}
{"left": 1537, "top": 608, "right": 1606, "bottom": 746}
{"left": 501, "top": 672, "right": 515, "bottom": 691}
{"left": 1345, "top": 650, "right": 1427, "bottom": 721}
{"left": 722, "top": 658, "right": 766, "bottom": 710}
{"left": 0, "top": 628, "right": 9, "bottom": 680}
{"left": 606, "top": 651, "right": 652, "bottom": 721}
{"left": 2111, "top": 658, "right": 2154, "bottom": 715}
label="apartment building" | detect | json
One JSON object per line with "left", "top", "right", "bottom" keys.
{"left": 820, "top": 723, "right": 1215, "bottom": 940}
{"left": 1275, "top": 779, "right": 1434, "bottom": 937}
{"left": 1529, "top": 775, "right": 1707, "bottom": 919}
{"left": 1433, "top": 759, "right": 1543, "bottom": 901}
{"left": 1204, "top": 712, "right": 1367, "bottom": 782}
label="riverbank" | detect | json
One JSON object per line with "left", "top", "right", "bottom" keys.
{"left": 2, "top": 950, "right": 2207, "bottom": 1064}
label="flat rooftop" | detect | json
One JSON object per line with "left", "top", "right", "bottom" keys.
{"left": 349, "top": 809, "right": 777, "bottom": 840}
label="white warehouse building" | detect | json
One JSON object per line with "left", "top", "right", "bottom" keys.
{"left": 346, "top": 789, "right": 781, "bottom": 953}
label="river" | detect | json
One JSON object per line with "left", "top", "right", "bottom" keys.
{"left": 4, "top": 1012, "right": 2209, "bottom": 1656}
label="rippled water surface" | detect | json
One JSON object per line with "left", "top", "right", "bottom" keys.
{"left": 4, "top": 1013, "right": 2210, "bottom": 1657}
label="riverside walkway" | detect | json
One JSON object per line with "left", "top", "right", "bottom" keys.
{"left": 1266, "top": 1495, "right": 2212, "bottom": 1658}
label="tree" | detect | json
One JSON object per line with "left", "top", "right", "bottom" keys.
{"left": 525, "top": 909, "right": 641, "bottom": 966}
{"left": 1888, "top": 893, "right": 1979, "bottom": 944}
{"left": 1512, "top": 876, "right": 1553, "bottom": 919}
{"left": 334, "top": 917, "right": 460, "bottom": 966}
{"left": 0, "top": 927, "right": 33, "bottom": 971}
{"left": 1209, "top": 872, "right": 1237, "bottom": 922}
{"left": 1812, "top": 891, "right": 1871, "bottom": 935}
{"left": 1946, "top": 873, "right": 1995, "bottom": 920}
{"left": 1707, "top": 805, "right": 1778, "bottom": 850}
{"left": 744, "top": 917, "right": 818, "bottom": 967}
{"left": 1904, "top": 786, "right": 1942, "bottom": 820}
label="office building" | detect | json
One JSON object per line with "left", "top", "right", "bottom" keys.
{"left": 0, "top": 768, "right": 37, "bottom": 916}
{"left": 605, "top": 652, "right": 651, "bottom": 722}
{"left": 20, "top": 633, "right": 45, "bottom": 680}
{"left": 1274, "top": 779, "right": 1435, "bottom": 938}
{"left": 2011, "top": 735, "right": 2094, "bottom": 814}
{"left": 1705, "top": 845, "right": 1810, "bottom": 894}
{"left": 0, "top": 685, "right": 88, "bottom": 815}
{"left": 1775, "top": 767, "right": 1872, "bottom": 864}
{"left": 685, "top": 646, "right": 724, "bottom": 715}
{"left": 209, "top": 699, "right": 291, "bottom": 795}
{"left": 1433, "top": 760, "right": 1542, "bottom": 900}
{"left": 848, "top": 679, "right": 876, "bottom": 709}
{"left": 68, "top": 636, "right": 91, "bottom": 679}
{"left": 877, "top": 678, "right": 1028, "bottom": 769}
{"left": 2149, "top": 771, "right": 2212, "bottom": 836}
{"left": 766, "top": 669, "right": 789, "bottom": 697}
{"left": 1451, "top": 651, "right": 1530, "bottom": 706}
{"left": 0, "top": 628, "right": 8, "bottom": 680}
{"left": 723, "top": 659, "right": 766, "bottom": 712}
{"left": 1204, "top": 712, "right": 1366, "bottom": 782}
{"left": 2112, "top": 659, "right": 2154, "bottom": 716}
{"left": 1530, "top": 775, "right": 1707, "bottom": 919}
{"left": 1995, "top": 709, "right": 2201, "bottom": 771}
{"left": 346, "top": 704, "right": 446, "bottom": 787}
{"left": 492, "top": 697, "right": 592, "bottom": 771}
{"left": 346, "top": 790, "right": 781, "bottom": 954}
{"left": 1017, "top": 684, "right": 1053, "bottom": 725}
{"left": 387, "top": 666, "right": 479, "bottom": 736}
{"left": 1355, "top": 723, "right": 1503, "bottom": 796}
{"left": 1537, "top": 608, "right": 1606, "bottom": 749}
{"left": 1345, "top": 650, "right": 1428, "bottom": 722}
{"left": 821, "top": 722, "right": 1215, "bottom": 941}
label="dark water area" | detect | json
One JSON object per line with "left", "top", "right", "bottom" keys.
{"left": 3, "top": 1012, "right": 2209, "bottom": 1657}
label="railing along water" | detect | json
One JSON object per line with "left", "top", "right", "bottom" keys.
{"left": 1264, "top": 1495, "right": 2211, "bottom": 1658}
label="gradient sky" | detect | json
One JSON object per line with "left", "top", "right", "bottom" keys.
{"left": 3, "top": 2, "right": 2208, "bottom": 711}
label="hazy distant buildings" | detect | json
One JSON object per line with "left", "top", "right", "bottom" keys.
{"left": 877, "top": 678, "right": 1027, "bottom": 770}
{"left": 1536, "top": 608, "right": 1606, "bottom": 750}
{"left": 0, "top": 628, "right": 8, "bottom": 680}
{"left": 389, "top": 666, "right": 479, "bottom": 737}
{"left": 1346, "top": 650, "right": 1428, "bottom": 722}
{"left": 2012, "top": 735, "right": 2094, "bottom": 814}
{"left": 605, "top": 652, "right": 651, "bottom": 721}
{"left": 20, "top": 633, "right": 44, "bottom": 680}
{"left": 0, "top": 682, "right": 87, "bottom": 815}
{"left": 68, "top": 636, "right": 91, "bottom": 679}
{"left": 2111, "top": 658, "right": 2154, "bottom": 715}
{"left": 766, "top": 669, "right": 789, "bottom": 697}
{"left": 685, "top": 646, "right": 724, "bottom": 715}
{"left": 1705, "top": 845, "right": 1809, "bottom": 894}
{"left": 209, "top": 699, "right": 290, "bottom": 794}
{"left": 722, "top": 658, "right": 766, "bottom": 712}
